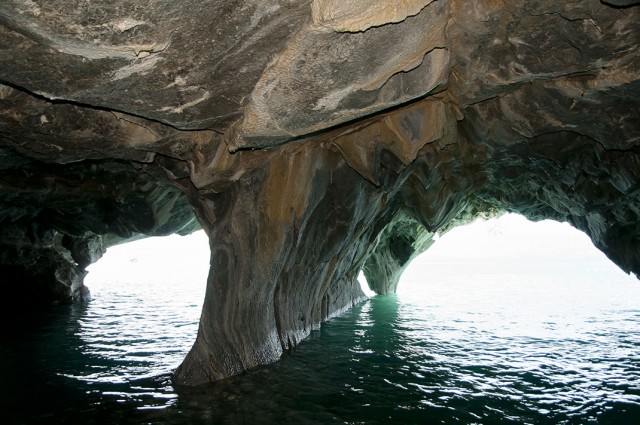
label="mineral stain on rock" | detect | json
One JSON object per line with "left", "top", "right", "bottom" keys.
{"left": 0, "top": 0, "right": 638, "bottom": 385}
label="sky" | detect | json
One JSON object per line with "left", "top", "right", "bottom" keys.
{"left": 87, "top": 213, "right": 625, "bottom": 287}
{"left": 422, "top": 213, "right": 605, "bottom": 263}
{"left": 87, "top": 230, "right": 210, "bottom": 286}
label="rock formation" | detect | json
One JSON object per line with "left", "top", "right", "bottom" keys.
{"left": 0, "top": 0, "right": 638, "bottom": 385}
{"left": 362, "top": 211, "right": 436, "bottom": 295}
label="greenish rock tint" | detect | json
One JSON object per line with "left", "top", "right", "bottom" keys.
{"left": 362, "top": 211, "right": 435, "bottom": 295}
{"left": 362, "top": 206, "right": 500, "bottom": 295}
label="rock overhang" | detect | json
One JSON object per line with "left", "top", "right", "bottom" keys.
{"left": 0, "top": 0, "right": 638, "bottom": 384}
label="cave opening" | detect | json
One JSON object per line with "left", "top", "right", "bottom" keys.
{"left": 81, "top": 213, "right": 639, "bottom": 386}
{"left": 394, "top": 212, "right": 638, "bottom": 296}
{"left": 383, "top": 213, "right": 640, "bottom": 339}
{"left": 339, "top": 214, "right": 640, "bottom": 424}
{"left": 82, "top": 232, "right": 209, "bottom": 381}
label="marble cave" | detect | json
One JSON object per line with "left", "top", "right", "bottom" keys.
{"left": 0, "top": 0, "right": 639, "bottom": 386}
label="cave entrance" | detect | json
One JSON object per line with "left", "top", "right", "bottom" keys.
{"left": 82, "top": 232, "right": 209, "bottom": 381}
{"left": 384, "top": 213, "right": 640, "bottom": 326}
{"left": 351, "top": 215, "right": 640, "bottom": 422}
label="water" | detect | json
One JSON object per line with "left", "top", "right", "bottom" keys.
{"left": 2, "top": 220, "right": 640, "bottom": 424}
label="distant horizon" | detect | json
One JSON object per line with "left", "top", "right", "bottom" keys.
{"left": 423, "top": 213, "right": 606, "bottom": 262}
{"left": 88, "top": 213, "right": 635, "bottom": 292}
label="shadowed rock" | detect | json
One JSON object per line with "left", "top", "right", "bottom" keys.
{"left": 362, "top": 211, "right": 435, "bottom": 295}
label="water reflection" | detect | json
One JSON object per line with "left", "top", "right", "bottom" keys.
{"left": 3, "top": 246, "right": 640, "bottom": 423}
{"left": 3, "top": 278, "right": 640, "bottom": 424}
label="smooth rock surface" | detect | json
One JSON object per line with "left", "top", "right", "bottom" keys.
{"left": 0, "top": 0, "right": 638, "bottom": 384}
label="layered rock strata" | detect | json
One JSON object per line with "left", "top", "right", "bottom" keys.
{"left": 0, "top": 0, "right": 638, "bottom": 384}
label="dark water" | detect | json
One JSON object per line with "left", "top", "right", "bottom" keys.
{"left": 2, "top": 257, "right": 640, "bottom": 424}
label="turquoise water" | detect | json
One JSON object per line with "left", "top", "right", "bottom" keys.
{"left": 2, "top": 260, "right": 640, "bottom": 424}
{"left": 2, "top": 217, "right": 640, "bottom": 424}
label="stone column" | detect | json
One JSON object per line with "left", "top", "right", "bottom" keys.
{"left": 173, "top": 142, "right": 388, "bottom": 385}
{"left": 171, "top": 98, "right": 469, "bottom": 385}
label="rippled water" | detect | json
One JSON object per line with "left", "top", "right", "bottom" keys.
{"left": 3, "top": 228, "right": 640, "bottom": 424}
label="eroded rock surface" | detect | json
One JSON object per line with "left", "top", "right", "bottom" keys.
{"left": 0, "top": 0, "right": 638, "bottom": 384}
{"left": 362, "top": 211, "right": 436, "bottom": 295}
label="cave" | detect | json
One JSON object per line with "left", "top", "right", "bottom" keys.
{"left": 0, "top": 0, "right": 639, "bottom": 388}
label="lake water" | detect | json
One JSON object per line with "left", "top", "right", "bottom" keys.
{"left": 2, "top": 216, "right": 640, "bottom": 424}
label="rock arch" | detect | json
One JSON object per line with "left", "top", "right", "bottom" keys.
{"left": 0, "top": 0, "right": 638, "bottom": 385}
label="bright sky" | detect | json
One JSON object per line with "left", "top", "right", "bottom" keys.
{"left": 87, "top": 231, "right": 210, "bottom": 285}
{"left": 424, "top": 213, "right": 604, "bottom": 263}
{"left": 87, "top": 213, "right": 623, "bottom": 286}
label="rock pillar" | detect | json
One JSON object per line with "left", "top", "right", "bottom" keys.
{"left": 172, "top": 98, "right": 470, "bottom": 385}
{"left": 173, "top": 142, "right": 385, "bottom": 385}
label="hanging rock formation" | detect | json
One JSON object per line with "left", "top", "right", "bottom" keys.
{"left": 0, "top": 0, "right": 638, "bottom": 384}
{"left": 362, "top": 211, "right": 436, "bottom": 295}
